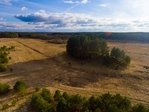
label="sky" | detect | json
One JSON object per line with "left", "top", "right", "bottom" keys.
{"left": 0, "top": 0, "right": 149, "bottom": 32}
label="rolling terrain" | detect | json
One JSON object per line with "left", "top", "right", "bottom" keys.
{"left": 0, "top": 38, "right": 149, "bottom": 110}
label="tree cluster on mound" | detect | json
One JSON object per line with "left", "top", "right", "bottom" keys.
{"left": 31, "top": 89, "right": 149, "bottom": 112}
{"left": 67, "top": 35, "right": 131, "bottom": 69}
{"left": 0, "top": 46, "right": 15, "bottom": 72}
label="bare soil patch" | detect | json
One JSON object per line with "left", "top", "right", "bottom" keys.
{"left": 0, "top": 38, "right": 149, "bottom": 105}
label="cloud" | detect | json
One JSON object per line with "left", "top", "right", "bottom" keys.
{"left": 0, "top": 21, "right": 50, "bottom": 32}
{"left": 106, "top": 0, "right": 149, "bottom": 19}
{"left": 13, "top": 10, "right": 149, "bottom": 32}
{"left": 15, "top": 10, "right": 50, "bottom": 22}
{"left": 64, "top": 0, "right": 88, "bottom": 4}
{"left": 99, "top": 3, "right": 109, "bottom": 8}
{"left": 15, "top": 10, "right": 102, "bottom": 27}
{"left": 0, "top": 0, "right": 12, "bottom": 5}
{"left": 21, "top": 6, "right": 28, "bottom": 11}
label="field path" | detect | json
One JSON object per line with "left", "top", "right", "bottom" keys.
{"left": 15, "top": 40, "right": 49, "bottom": 58}
{"left": 0, "top": 38, "right": 149, "bottom": 106}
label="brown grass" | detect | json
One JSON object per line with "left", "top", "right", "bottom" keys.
{"left": 0, "top": 38, "right": 149, "bottom": 106}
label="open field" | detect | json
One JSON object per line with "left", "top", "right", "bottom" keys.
{"left": 0, "top": 38, "right": 149, "bottom": 106}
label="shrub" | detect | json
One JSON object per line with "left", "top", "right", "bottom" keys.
{"left": 11, "top": 99, "right": 17, "bottom": 106}
{"left": 31, "top": 93, "right": 54, "bottom": 112}
{"left": 56, "top": 97, "right": 67, "bottom": 112}
{"left": 0, "top": 45, "right": 14, "bottom": 72}
{"left": 132, "top": 104, "right": 149, "bottom": 112}
{"left": 13, "top": 81, "right": 27, "bottom": 93}
{"left": 88, "top": 93, "right": 132, "bottom": 112}
{"left": 99, "top": 93, "right": 131, "bottom": 112}
{"left": 41, "top": 88, "right": 52, "bottom": 102}
{"left": 109, "top": 47, "right": 131, "bottom": 69}
{"left": 67, "top": 94, "right": 87, "bottom": 112}
{"left": 35, "top": 87, "right": 40, "bottom": 92}
{"left": 0, "top": 64, "right": 7, "bottom": 72}
{"left": 94, "top": 108, "right": 102, "bottom": 112}
{"left": 54, "top": 90, "right": 62, "bottom": 102}
{"left": 63, "top": 92, "right": 70, "bottom": 100}
{"left": 88, "top": 96, "right": 99, "bottom": 111}
{"left": 0, "top": 83, "right": 10, "bottom": 95}
{"left": 30, "top": 89, "right": 148, "bottom": 112}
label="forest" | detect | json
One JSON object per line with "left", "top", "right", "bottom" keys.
{"left": 0, "top": 32, "right": 149, "bottom": 43}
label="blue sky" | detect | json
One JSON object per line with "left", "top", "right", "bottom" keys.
{"left": 0, "top": 0, "right": 149, "bottom": 32}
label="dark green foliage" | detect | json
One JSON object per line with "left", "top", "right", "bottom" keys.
{"left": 56, "top": 97, "right": 67, "bottom": 112}
{"left": 0, "top": 83, "right": 10, "bottom": 95}
{"left": 67, "top": 94, "right": 87, "bottom": 112}
{"left": 30, "top": 89, "right": 149, "bottom": 112}
{"left": 67, "top": 36, "right": 131, "bottom": 69}
{"left": 63, "top": 92, "right": 69, "bottom": 100}
{"left": 0, "top": 45, "right": 15, "bottom": 72}
{"left": 103, "top": 32, "right": 149, "bottom": 43}
{"left": 89, "top": 94, "right": 129, "bottom": 112}
{"left": 54, "top": 90, "right": 62, "bottom": 102}
{"left": 109, "top": 47, "right": 131, "bottom": 69}
{"left": 0, "top": 64, "right": 7, "bottom": 72}
{"left": 132, "top": 104, "right": 149, "bottom": 112}
{"left": 94, "top": 108, "right": 102, "bottom": 112}
{"left": 41, "top": 89, "right": 52, "bottom": 102}
{"left": 35, "top": 87, "right": 40, "bottom": 92}
{"left": 0, "top": 32, "right": 18, "bottom": 38}
{"left": 67, "top": 35, "right": 109, "bottom": 59}
{"left": 13, "top": 80, "right": 27, "bottom": 92}
{"left": 31, "top": 93, "right": 54, "bottom": 112}
{"left": 98, "top": 93, "right": 131, "bottom": 112}
{"left": 1, "top": 32, "right": 149, "bottom": 43}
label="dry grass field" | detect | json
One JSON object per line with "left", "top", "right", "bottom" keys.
{"left": 0, "top": 38, "right": 149, "bottom": 106}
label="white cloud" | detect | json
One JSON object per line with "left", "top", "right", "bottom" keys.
{"left": 128, "top": 0, "right": 149, "bottom": 18}
{"left": 64, "top": 0, "right": 88, "bottom": 4}
{"left": 1, "top": 0, "right": 149, "bottom": 32}
{"left": 99, "top": 3, "right": 108, "bottom": 8}
{"left": 107, "top": 0, "right": 149, "bottom": 19}
{"left": 21, "top": 6, "right": 28, "bottom": 11}
{"left": 0, "top": 0, "right": 12, "bottom": 5}
{"left": 14, "top": 10, "right": 149, "bottom": 32}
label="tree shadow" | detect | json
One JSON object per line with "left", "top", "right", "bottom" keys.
{"left": 1, "top": 53, "right": 142, "bottom": 89}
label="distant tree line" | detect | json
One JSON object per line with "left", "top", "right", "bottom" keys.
{"left": 102, "top": 32, "right": 149, "bottom": 43}
{"left": 0, "top": 32, "right": 18, "bottom": 38}
{"left": 31, "top": 88, "right": 149, "bottom": 112}
{"left": 67, "top": 35, "right": 131, "bottom": 69}
{"left": 1, "top": 32, "right": 149, "bottom": 43}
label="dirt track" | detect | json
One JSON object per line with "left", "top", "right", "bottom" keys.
{"left": 0, "top": 38, "right": 149, "bottom": 105}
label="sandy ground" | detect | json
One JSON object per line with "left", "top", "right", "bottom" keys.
{"left": 0, "top": 38, "right": 149, "bottom": 105}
